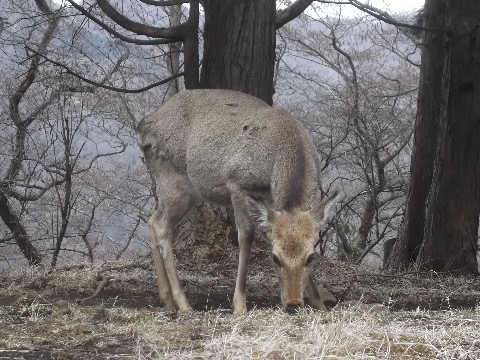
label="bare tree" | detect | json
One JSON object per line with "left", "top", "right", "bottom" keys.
{"left": 0, "top": 0, "right": 61, "bottom": 265}
{"left": 277, "top": 8, "right": 419, "bottom": 264}
{"left": 0, "top": 0, "right": 163, "bottom": 268}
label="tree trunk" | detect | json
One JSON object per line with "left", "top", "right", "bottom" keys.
{"left": 387, "top": 0, "right": 480, "bottom": 274}
{"left": 201, "top": 0, "right": 276, "bottom": 105}
{"left": 183, "top": 1, "right": 200, "bottom": 89}
{"left": 186, "top": 0, "right": 277, "bottom": 247}
{"left": 417, "top": 0, "right": 480, "bottom": 274}
{"left": 357, "top": 196, "right": 375, "bottom": 250}
{"left": 0, "top": 189, "right": 42, "bottom": 266}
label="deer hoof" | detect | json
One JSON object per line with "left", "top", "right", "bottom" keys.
{"left": 311, "top": 300, "right": 328, "bottom": 312}
{"left": 178, "top": 304, "right": 193, "bottom": 313}
{"left": 233, "top": 306, "right": 248, "bottom": 316}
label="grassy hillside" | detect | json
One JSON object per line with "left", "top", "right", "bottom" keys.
{"left": 1, "top": 244, "right": 479, "bottom": 359}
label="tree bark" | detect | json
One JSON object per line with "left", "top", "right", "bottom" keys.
{"left": 417, "top": 0, "right": 480, "bottom": 274}
{"left": 387, "top": 0, "right": 480, "bottom": 274}
{"left": 200, "top": 0, "right": 276, "bottom": 104}
{"left": 183, "top": 1, "right": 200, "bottom": 89}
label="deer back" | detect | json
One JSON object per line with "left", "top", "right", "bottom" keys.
{"left": 137, "top": 89, "right": 323, "bottom": 210}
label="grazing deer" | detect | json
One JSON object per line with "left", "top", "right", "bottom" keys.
{"left": 138, "top": 89, "right": 339, "bottom": 315}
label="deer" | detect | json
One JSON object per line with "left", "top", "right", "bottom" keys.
{"left": 137, "top": 89, "right": 339, "bottom": 315}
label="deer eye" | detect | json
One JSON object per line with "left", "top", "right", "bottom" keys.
{"left": 305, "top": 254, "right": 316, "bottom": 266}
{"left": 272, "top": 254, "right": 281, "bottom": 266}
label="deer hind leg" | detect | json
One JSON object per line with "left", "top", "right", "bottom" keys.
{"left": 306, "top": 275, "right": 327, "bottom": 311}
{"left": 149, "top": 216, "right": 175, "bottom": 312}
{"left": 230, "top": 190, "right": 255, "bottom": 316}
{"left": 149, "top": 176, "right": 199, "bottom": 312}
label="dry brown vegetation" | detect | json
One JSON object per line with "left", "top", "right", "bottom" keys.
{"left": 1, "top": 244, "right": 479, "bottom": 359}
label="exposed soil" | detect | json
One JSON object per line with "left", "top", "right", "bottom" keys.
{"left": 1, "top": 242, "right": 479, "bottom": 359}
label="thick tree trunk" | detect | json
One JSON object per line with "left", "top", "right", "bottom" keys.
{"left": 186, "top": 0, "right": 276, "bottom": 247}
{"left": 387, "top": 0, "right": 480, "bottom": 274}
{"left": 201, "top": 0, "right": 276, "bottom": 104}
{"left": 417, "top": 1, "right": 480, "bottom": 274}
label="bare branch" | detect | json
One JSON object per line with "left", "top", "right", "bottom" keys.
{"left": 138, "top": 0, "right": 191, "bottom": 5}
{"left": 81, "top": 200, "right": 105, "bottom": 263}
{"left": 9, "top": 13, "right": 60, "bottom": 125}
{"left": 296, "top": 39, "right": 351, "bottom": 84}
{"left": 64, "top": 0, "right": 177, "bottom": 45}
{"left": 0, "top": 235, "right": 15, "bottom": 244}
{"left": 347, "top": 0, "right": 447, "bottom": 33}
{"left": 96, "top": 0, "right": 185, "bottom": 40}
{"left": 26, "top": 47, "right": 185, "bottom": 93}
{"left": 4, "top": 1, "right": 62, "bottom": 187}
{"left": 355, "top": 202, "right": 404, "bottom": 264}
{"left": 276, "top": 0, "right": 315, "bottom": 30}
{"left": 115, "top": 216, "right": 141, "bottom": 260}
{"left": 7, "top": 143, "right": 127, "bottom": 202}
{"left": 380, "top": 126, "right": 414, "bottom": 167}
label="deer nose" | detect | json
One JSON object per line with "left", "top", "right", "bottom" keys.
{"left": 285, "top": 302, "right": 302, "bottom": 314}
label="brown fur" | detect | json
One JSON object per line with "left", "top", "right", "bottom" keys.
{"left": 137, "top": 89, "right": 340, "bottom": 315}
{"left": 272, "top": 211, "right": 315, "bottom": 257}
{"left": 271, "top": 211, "right": 317, "bottom": 310}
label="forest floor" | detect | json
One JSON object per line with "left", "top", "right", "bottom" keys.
{"left": 1, "top": 242, "right": 480, "bottom": 359}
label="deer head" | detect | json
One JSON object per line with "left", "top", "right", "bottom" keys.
{"left": 249, "top": 190, "right": 339, "bottom": 313}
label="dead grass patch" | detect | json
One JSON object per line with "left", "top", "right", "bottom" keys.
{"left": 1, "top": 248, "right": 479, "bottom": 359}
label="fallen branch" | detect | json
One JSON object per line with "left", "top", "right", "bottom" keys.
{"left": 78, "top": 261, "right": 152, "bottom": 303}
{"left": 79, "top": 275, "right": 113, "bottom": 303}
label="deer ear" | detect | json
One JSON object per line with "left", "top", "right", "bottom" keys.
{"left": 245, "top": 197, "right": 276, "bottom": 231}
{"left": 313, "top": 189, "right": 341, "bottom": 229}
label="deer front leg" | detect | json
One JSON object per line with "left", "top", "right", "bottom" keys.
{"left": 229, "top": 189, "right": 256, "bottom": 316}
{"left": 233, "top": 227, "right": 254, "bottom": 316}
{"left": 306, "top": 275, "right": 327, "bottom": 311}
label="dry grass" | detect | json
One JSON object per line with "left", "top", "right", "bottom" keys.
{"left": 134, "top": 306, "right": 480, "bottom": 359}
{"left": 1, "top": 257, "right": 480, "bottom": 359}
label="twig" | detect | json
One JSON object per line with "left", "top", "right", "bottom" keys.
{"left": 79, "top": 261, "right": 152, "bottom": 303}
{"left": 79, "top": 275, "right": 113, "bottom": 303}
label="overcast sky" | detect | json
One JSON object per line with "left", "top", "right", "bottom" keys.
{"left": 370, "top": 0, "right": 424, "bottom": 12}
{"left": 306, "top": 0, "right": 424, "bottom": 19}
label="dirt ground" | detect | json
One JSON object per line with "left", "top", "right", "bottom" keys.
{"left": 1, "top": 242, "right": 479, "bottom": 359}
